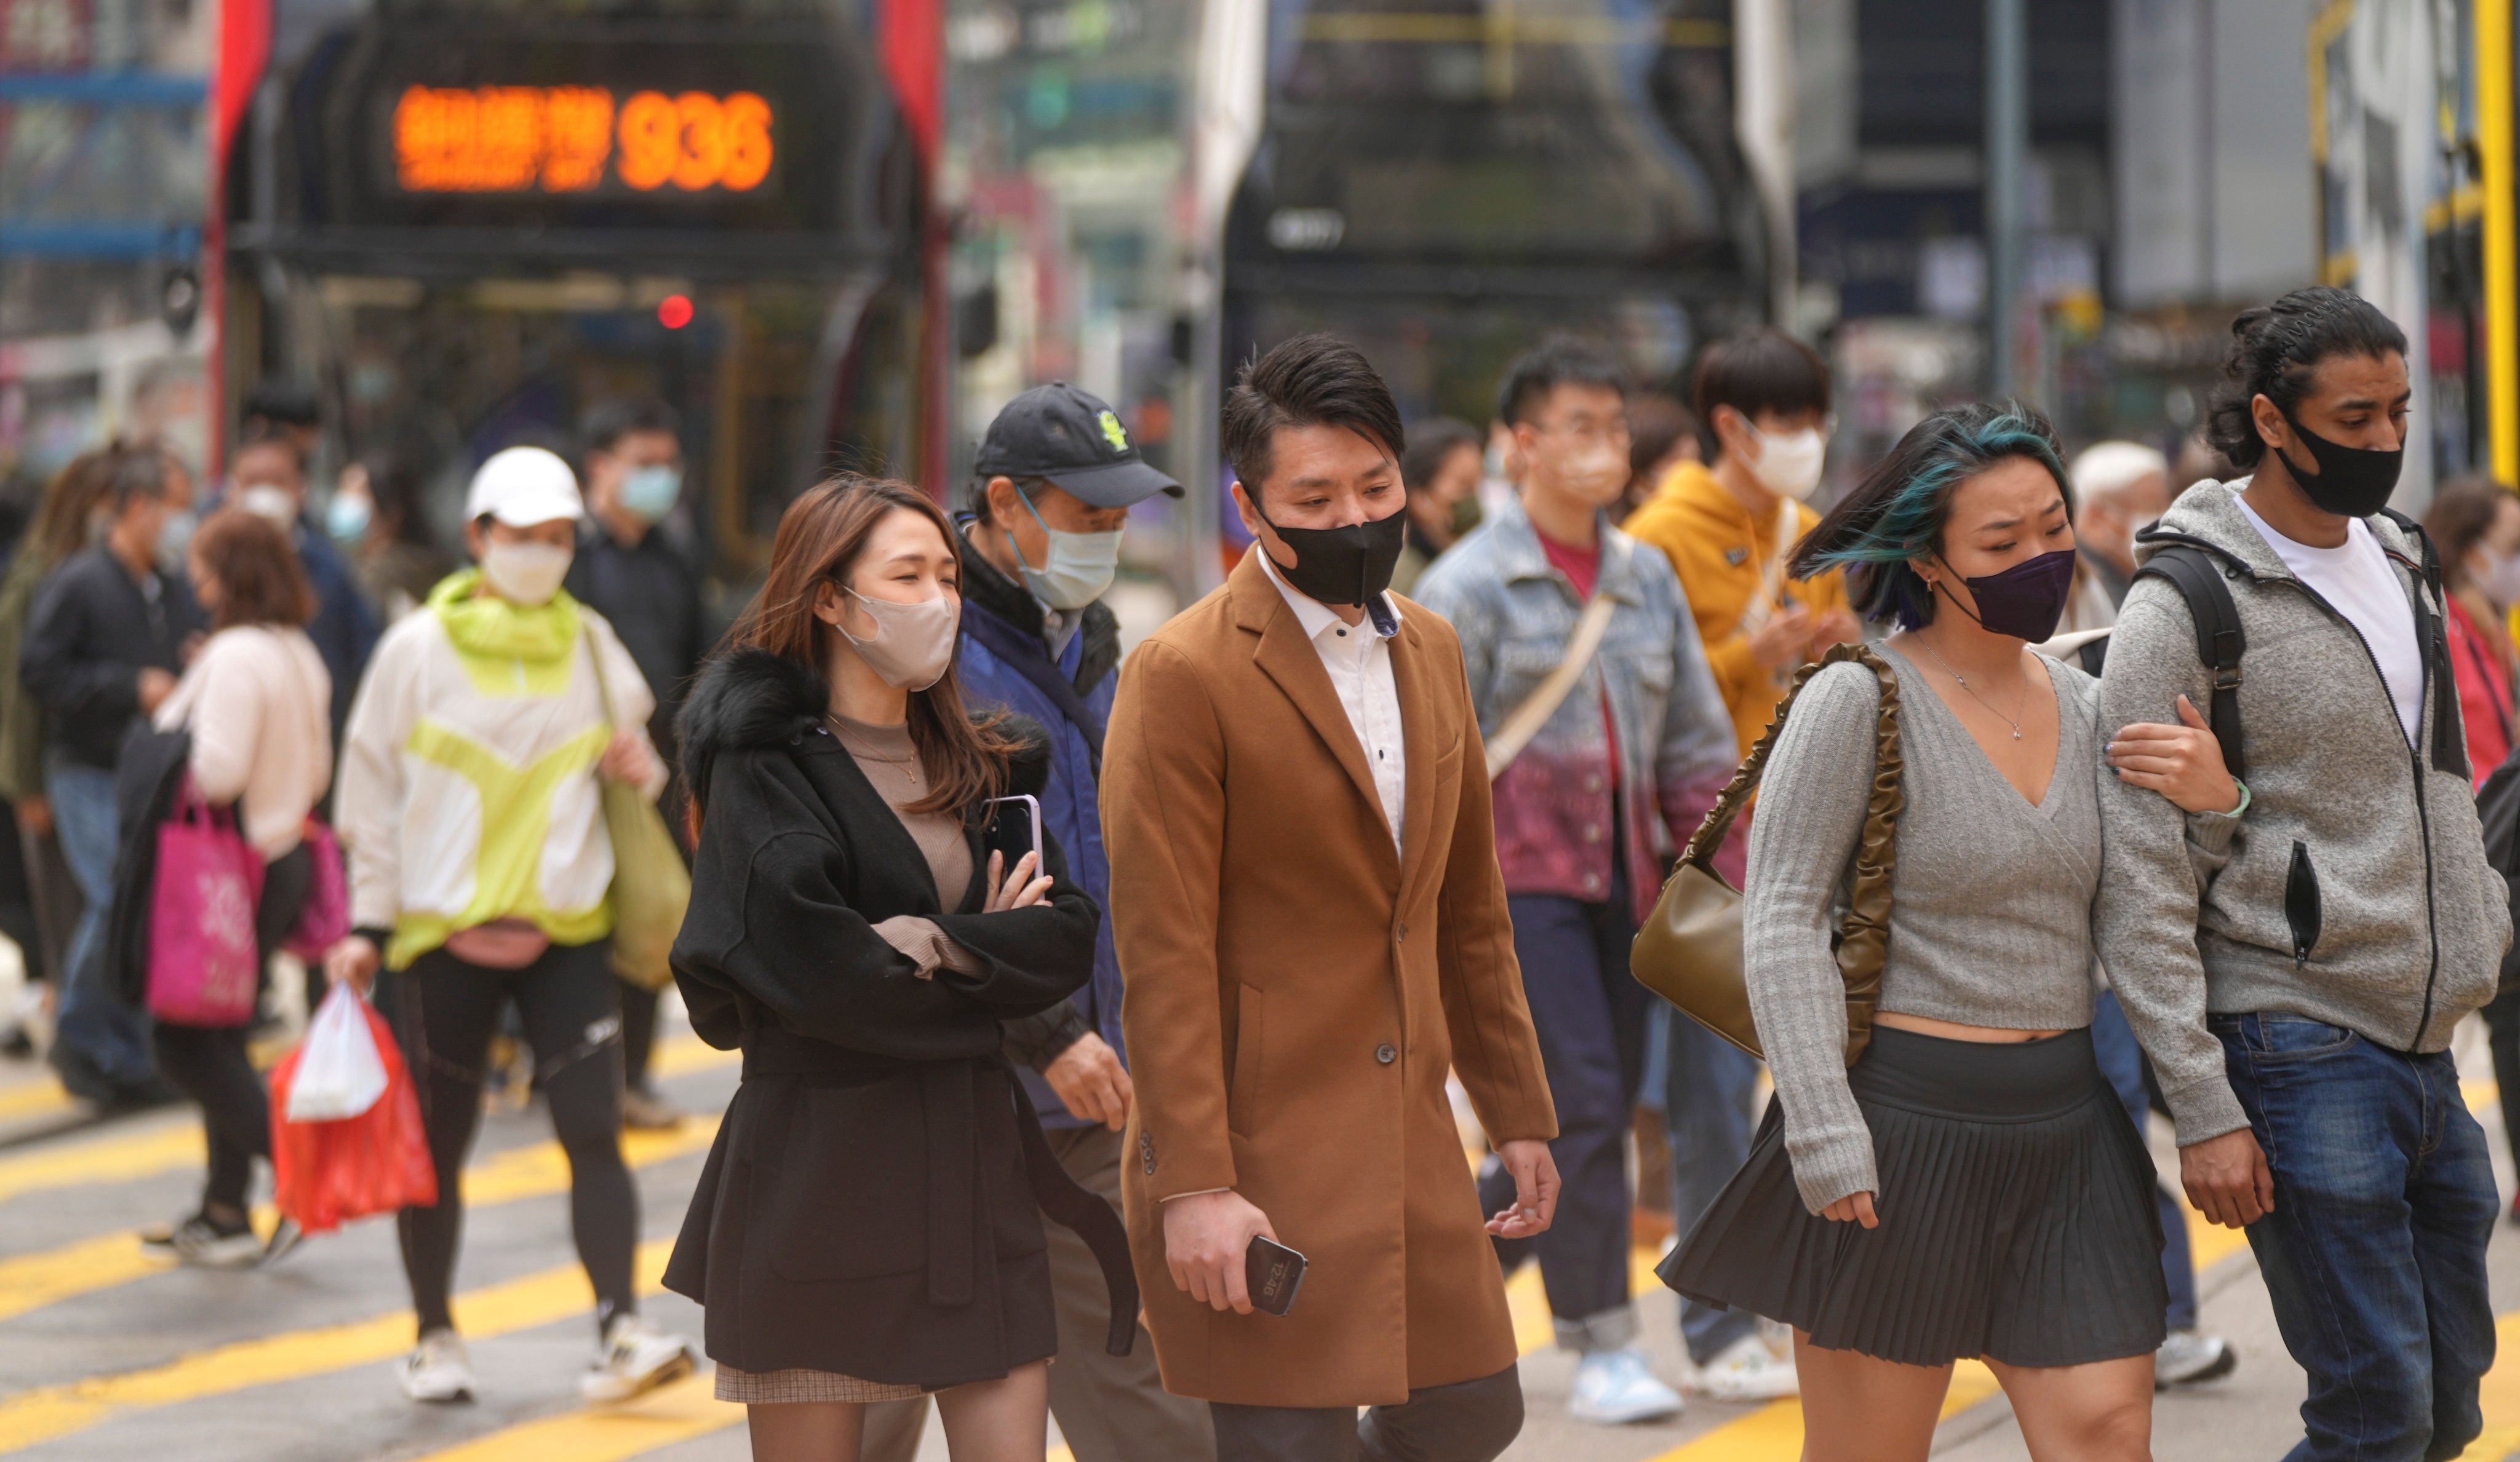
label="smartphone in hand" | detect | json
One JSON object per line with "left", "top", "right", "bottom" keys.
{"left": 1245, "top": 1234, "right": 1308, "bottom": 1317}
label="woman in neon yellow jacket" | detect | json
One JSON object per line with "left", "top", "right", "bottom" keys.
{"left": 325, "top": 447, "right": 690, "bottom": 1410}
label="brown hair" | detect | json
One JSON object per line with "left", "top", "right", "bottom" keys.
{"left": 2426, "top": 475, "right": 2518, "bottom": 592}
{"left": 191, "top": 509, "right": 316, "bottom": 630}
{"left": 26, "top": 447, "right": 129, "bottom": 568}
{"left": 730, "top": 475, "right": 1014, "bottom": 815}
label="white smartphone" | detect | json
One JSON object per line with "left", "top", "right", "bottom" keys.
{"left": 984, "top": 793, "right": 1043, "bottom": 866}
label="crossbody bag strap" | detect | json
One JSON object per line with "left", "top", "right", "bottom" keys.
{"left": 2133, "top": 546, "right": 2247, "bottom": 779}
{"left": 2380, "top": 507, "right": 2471, "bottom": 780}
{"left": 1484, "top": 590, "right": 1619, "bottom": 781}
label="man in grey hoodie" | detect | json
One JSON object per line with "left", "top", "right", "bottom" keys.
{"left": 2097, "top": 287, "right": 2512, "bottom": 1462}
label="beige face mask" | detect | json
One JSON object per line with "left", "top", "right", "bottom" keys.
{"left": 1543, "top": 442, "right": 1632, "bottom": 507}
{"left": 837, "top": 589, "right": 959, "bottom": 691}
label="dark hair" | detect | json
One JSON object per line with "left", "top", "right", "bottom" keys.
{"left": 2424, "top": 475, "right": 2517, "bottom": 592}
{"left": 242, "top": 380, "right": 320, "bottom": 429}
{"left": 2206, "top": 287, "right": 2409, "bottom": 470}
{"left": 231, "top": 434, "right": 304, "bottom": 480}
{"left": 191, "top": 509, "right": 316, "bottom": 630}
{"left": 1627, "top": 392, "right": 1697, "bottom": 482}
{"left": 357, "top": 451, "right": 436, "bottom": 547}
{"left": 1494, "top": 335, "right": 1627, "bottom": 427}
{"left": 30, "top": 447, "right": 128, "bottom": 567}
{"left": 1691, "top": 328, "right": 1832, "bottom": 457}
{"left": 728, "top": 474, "right": 1016, "bottom": 816}
{"left": 1400, "top": 418, "right": 1481, "bottom": 495}
{"left": 581, "top": 398, "right": 681, "bottom": 456}
{"left": 105, "top": 445, "right": 177, "bottom": 512}
{"left": 1792, "top": 401, "right": 2071, "bottom": 629}
{"left": 1222, "top": 334, "right": 1405, "bottom": 497}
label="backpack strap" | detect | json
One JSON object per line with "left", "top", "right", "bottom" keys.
{"left": 2378, "top": 507, "right": 2472, "bottom": 781}
{"left": 2133, "top": 544, "right": 2247, "bottom": 779}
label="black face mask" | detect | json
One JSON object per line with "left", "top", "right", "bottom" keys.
{"left": 1249, "top": 497, "right": 1407, "bottom": 607}
{"left": 1936, "top": 547, "right": 2076, "bottom": 642}
{"left": 2276, "top": 414, "right": 2403, "bottom": 518}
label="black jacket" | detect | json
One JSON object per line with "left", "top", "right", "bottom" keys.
{"left": 19, "top": 548, "right": 198, "bottom": 771}
{"left": 565, "top": 521, "right": 706, "bottom": 757}
{"left": 661, "top": 648, "right": 1134, "bottom": 1385}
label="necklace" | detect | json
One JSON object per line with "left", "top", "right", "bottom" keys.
{"left": 828, "top": 717, "right": 920, "bottom": 782}
{"left": 1911, "top": 637, "right": 2031, "bottom": 740}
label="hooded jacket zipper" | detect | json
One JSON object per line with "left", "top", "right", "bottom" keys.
{"left": 2143, "top": 528, "right": 2446, "bottom": 1048}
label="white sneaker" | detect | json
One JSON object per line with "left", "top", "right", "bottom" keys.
{"left": 402, "top": 1329, "right": 476, "bottom": 1404}
{"left": 1687, "top": 1333, "right": 1800, "bottom": 1401}
{"left": 581, "top": 1313, "right": 694, "bottom": 1403}
{"left": 143, "top": 1215, "right": 264, "bottom": 1269}
{"left": 1567, "top": 1346, "right": 1684, "bottom": 1425}
{"left": 2154, "top": 1329, "right": 2236, "bottom": 1389}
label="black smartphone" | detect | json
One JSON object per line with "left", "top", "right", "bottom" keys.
{"left": 1245, "top": 1234, "right": 1308, "bottom": 1317}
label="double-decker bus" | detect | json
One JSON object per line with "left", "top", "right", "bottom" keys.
{"left": 227, "top": 0, "right": 937, "bottom": 594}
{"left": 1216, "top": 0, "right": 1776, "bottom": 436}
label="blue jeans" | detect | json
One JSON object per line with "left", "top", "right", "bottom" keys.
{"left": 2091, "top": 991, "right": 2197, "bottom": 1331}
{"left": 46, "top": 757, "right": 153, "bottom": 1094}
{"left": 2214, "top": 1013, "right": 2498, "bottom": 1462}
{"left": 1496, "top": 887, "right": 1649, "bottom": 1345}
{"left": 1662, "top": 1006, "right": 1760, "bottom": 1364}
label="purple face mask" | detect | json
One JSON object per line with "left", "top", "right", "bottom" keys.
{"left": 1940, "top": 548, "right": 2076, "bottom": 642}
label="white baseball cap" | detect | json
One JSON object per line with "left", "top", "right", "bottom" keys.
{"left": 465, "top": 447, "right": 584, "bottom": 527}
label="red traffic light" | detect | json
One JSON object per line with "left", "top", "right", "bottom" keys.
{"left": 658, "top": 294, "right": 693, "bottom": 329}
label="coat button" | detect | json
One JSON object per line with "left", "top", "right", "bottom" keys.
{"left": 1139, "top": 1131, "right": 1156, "bottom": 1175}
{"left": 1375, "top": 1043, "right": 1397, "bottom": 1065}
{"left": 1582, "top": 824, "right": 1603, "bottom": 844}
{"left": 1584, "top": 774, "right": 1604, "bottom": 793}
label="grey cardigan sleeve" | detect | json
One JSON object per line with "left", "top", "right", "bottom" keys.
{"left": 2093, "top": 587, "right": 2253, "bottom": 1145}
{"left": 1741, "top": 661, "right": 1882, "bottom": 1213}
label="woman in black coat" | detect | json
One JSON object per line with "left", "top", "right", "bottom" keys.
{"left": 664, "top": 475, "right": 1134, "bottom": 1462}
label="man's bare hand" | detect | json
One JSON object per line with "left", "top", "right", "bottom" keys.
{"left": 1485, "top": 1138, "right": 1560, "bottom": 1239}
{"left": 323, "top": 934, "right": 380, "bottom": 996}
{"left": 1808, "top": 606, "right": 1862, "bottom": 654}
{"left": 1747, "top": 606, "right": 1814, "bottom": 673}
{"left": 17, "top": 795, "right": 50, "bottom": 837}
{"left": 1162, "top": 1190, "right": 1276, "bottom": 1314}
{"left": 1042, "top": 1031, "right": 1133, "bottom": 1130}
{"left": 2181, "top": 1126, "right": 2275, "bottom": 1228}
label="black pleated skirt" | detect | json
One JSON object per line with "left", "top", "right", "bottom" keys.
{"left": 1659, "top": 1025, "right": 2167, "bottom": 1369}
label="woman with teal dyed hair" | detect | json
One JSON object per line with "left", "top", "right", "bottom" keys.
{"left": 1659, "top": 402, "right": 2244, "bottom": 1461}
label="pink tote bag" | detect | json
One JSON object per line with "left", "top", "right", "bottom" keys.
{"left": 146, "top": 776, "right": 267, "bottom": 1028}
{"left": 283, "top": 817, "right": 351, "bottom": 961}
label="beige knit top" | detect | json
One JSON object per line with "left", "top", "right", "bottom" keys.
{"left": 831, "top": 713, "right": 984, "bottom": 978}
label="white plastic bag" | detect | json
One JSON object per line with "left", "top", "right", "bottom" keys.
{"left": 286, "top": 983, "right": 389, "bottom": 1122}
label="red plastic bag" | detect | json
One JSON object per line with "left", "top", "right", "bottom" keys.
{"left": 269, "top": 998, "right": 437, "bottom": 1234}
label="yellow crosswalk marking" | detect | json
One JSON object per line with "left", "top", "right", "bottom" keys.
{"left": 0, "top": 1079, "right": 73, "bottom": 1125}
{"left": 0, "top": 1238, "right": 679, "bottom": 1453}
{"left": 0, "top": 1118, "right": 718, "bottom": 1327}
{"left": 410, "top": 1370, "right": 738, "bottom": 1462}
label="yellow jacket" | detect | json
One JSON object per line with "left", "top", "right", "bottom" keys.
{"left": 1624, "top": 460, "right": 1851, "bottom": 757}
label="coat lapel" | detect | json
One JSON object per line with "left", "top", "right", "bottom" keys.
{"left": 1390, "top": 608, "right": 1441, "bottom": 899}
{"left": 1232, "top": 550, "right": 1400, "bottom": 881}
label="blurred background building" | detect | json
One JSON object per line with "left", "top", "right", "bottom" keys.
{"left": 4, "top": 0, "right": 2516, "bottom": 611}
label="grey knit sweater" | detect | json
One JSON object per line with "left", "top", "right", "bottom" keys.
{"left": 1744, "top": 646, "right": 2239, "bottom": 1212}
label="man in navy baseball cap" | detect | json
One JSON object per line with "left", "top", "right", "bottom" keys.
{"left": 881, "top": 386, "right": 1211, "bottom": 1461}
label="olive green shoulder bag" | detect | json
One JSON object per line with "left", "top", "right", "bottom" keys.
{"left": 1629, "top": 642, "right": 1904, "bottom": 1065}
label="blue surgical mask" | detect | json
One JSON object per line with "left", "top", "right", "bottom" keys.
{"left": 155, "top": 508, "right": 198, "bottom": 569}
{"left": 325, "top": 490, "right": 372, "bottom": 546}
{"left": 1010, "top": 490, "right": 1123, "bottom": 610}
{"left": 619, "top": 464, "right": 682, "bottom": 523}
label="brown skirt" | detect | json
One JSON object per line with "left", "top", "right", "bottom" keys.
{"left": 715, "top": 1363, "right": 926, "bottom": 1404}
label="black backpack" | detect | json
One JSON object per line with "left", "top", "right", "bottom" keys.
{"left": 2475, "top": 744, "right": 2520, "bottom": 995}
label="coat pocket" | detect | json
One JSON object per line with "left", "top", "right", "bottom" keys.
{"left": 1227, "top": 984, "right": 1264, "bottom": 1138}
{"left": 764, "top": 1079, "right": 929, "bottom": 1282}
{"left": 2286, "top": 841, "right": 2323, "bottom": 969}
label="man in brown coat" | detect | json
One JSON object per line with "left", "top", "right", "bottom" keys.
{"left": 1104, "top": 333, "right": 1561, "bottom": 1462}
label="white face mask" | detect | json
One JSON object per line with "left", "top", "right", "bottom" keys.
{"left": 237, "top": 485, "right": 298, "bottom": 526}
{"left": 1011, "top": 490, "right": 1123, "bottom": 610}
{"left": 479, "top": 539, "right": 574, "bottom": 606}
{"left": 2479, "top": 547, "right": 2520, "bottom": 610}
{"left": 840, "top": 589, "right": 960, "bottom": 691}
{"left": 1743, "top": 423, "right": 1827, "bottom": 502}
{"left": 1539, "top": 441, "right": 1632, "bottom": 508}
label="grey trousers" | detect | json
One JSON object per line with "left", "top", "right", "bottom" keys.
{"left": 861, "top": 1122, "right": 1213, "bottom": 1462}
{"left": 1209, "top": 1364, "right": 1524, "bottom": 1462}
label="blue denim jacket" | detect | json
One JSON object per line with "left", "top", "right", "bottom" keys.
{"left": 1411, "top": 496, "right": 1736, "bottom": 922}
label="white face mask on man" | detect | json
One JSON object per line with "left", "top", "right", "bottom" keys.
{"left": 1742, "top": 422, "right": 1827, "bottom": 502}
{"left": 480, "top": 540, "right": 574, "bottom": 606}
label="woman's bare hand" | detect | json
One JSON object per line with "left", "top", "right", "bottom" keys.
{"left": 981, "top": 849, "right": 1051, "bottom": 912}
{"left": 2108, "top": 694, "right": 2242, "bottom": 814}
{"left": 1820, "top": 1191, "right": 1880, "bottom": 1228}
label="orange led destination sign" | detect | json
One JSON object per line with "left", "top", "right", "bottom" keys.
{"left": 393, "top": 85, "right": 773, "bottom": 195}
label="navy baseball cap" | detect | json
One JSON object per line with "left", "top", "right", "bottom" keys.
{"left": 973, "top": 382, "right": 1183, "bottom": 508}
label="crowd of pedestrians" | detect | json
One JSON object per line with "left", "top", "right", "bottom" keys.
{"left": 0, "top": 279, "right": 2510, "bottom": 1462}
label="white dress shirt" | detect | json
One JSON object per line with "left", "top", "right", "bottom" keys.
{"left": 1259, "top": 549, "right": 1406, "bottom": 853}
